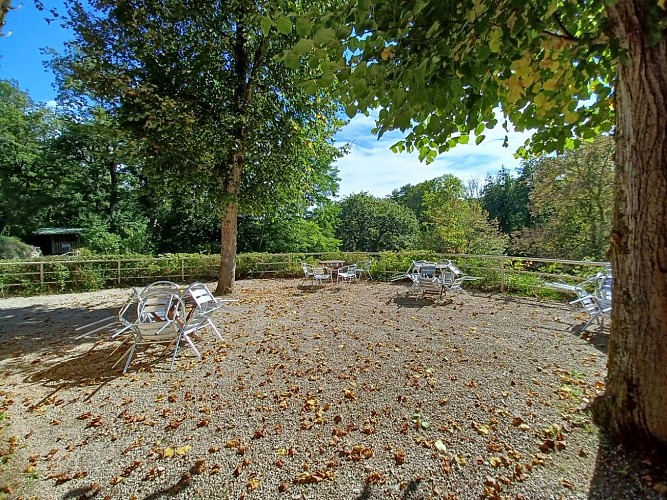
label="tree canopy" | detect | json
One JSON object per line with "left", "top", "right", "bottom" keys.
{"left": 278, "top": 0, "right": 667, "bottom": 450}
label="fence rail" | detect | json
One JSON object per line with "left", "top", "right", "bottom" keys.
{"left": 0, "top": 251, "right": 610, "bottom": 298}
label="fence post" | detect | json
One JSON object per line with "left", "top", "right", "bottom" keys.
{"left": 39, "top": 262, "right": 44, "bottom": 285}
{"left": 181, "top": 257, "right": 185, "bottom": 282}
{"left": 117, "top": 259, "right": 121, "bottom": 285}
{"left": 499, "top": 258, "right": 505, "bottom": 293}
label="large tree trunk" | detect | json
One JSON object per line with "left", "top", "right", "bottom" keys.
{"left": 596, "top": 0, "right": 667, "bottom": 449}
{"left": 215, "top": 147, "right": 244, "bottom": 295}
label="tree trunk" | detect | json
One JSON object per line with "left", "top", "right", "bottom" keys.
{"left": 595, "top": 0, "right": 667, "bottom": 449}
{"left": 215, "top": 146, "right": 244, "bottom": 295}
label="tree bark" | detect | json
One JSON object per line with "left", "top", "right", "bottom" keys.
{"left": 215, "top": 147, "right": 244, "bottom": 295}
{"left": 595, "top": 0, "right": 667, "bottom": 449}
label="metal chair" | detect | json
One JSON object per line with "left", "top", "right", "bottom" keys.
{"left": 311, "top": 266, "right": 333, "bottom": 286}
{"left": 439, "top": 260, "right": 480, "bottom": 294}
{"left": 182, "top": 282, "right": 227, "bottom": 340}
{"left": 355, "top": 260, "right": 373, "bottom": 280}
{"left": 337, "top": 264, "right": 358, "bottom": 284}
{"left": 113, "top": 292, "right": 198, "bottom": 373}
{"left": 571, "top": 286, "right": 611, "bottom": 332}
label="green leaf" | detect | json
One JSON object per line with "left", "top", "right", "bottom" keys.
{"left": 276, "top": 16, "right": 292, "bottom": 35}
{"left": 477, "top": 44, "right": 490, "bottom": 61}
{"left": 260, "top": 16, "right": 272, "bottom": 37}
{"left": 459, "top": 134, "right": 470, "bottom": 145}
{"left": 426, "top": 21, "right": 440, "bottom": 38}
{"left": 317, "top": 74, "right": 335, "bottom": 88}
{"left": 303, "top": 81, "right": 319, "bottom": 94}
{"left": 293, "top": 38, "right": 313, "bottom": 56}
{"left": 345, "top": 104, "right": 357, "bottom": 119}
{"left": 313, "top": 27, "right": 336, "bottom": 46}
{"left": 474, "top": 123, "right": 485, "bottom": 136}
{"left": 475, "top": 134, "right": 485, "bottom": 145}
{"left": 284, "top": 52, "right": 300, "bottom": 70}
{"left": 488, "top": 28, "right": 502, "bottom": 53}
{"left": 295, "top": 17, "right": 313, "bottom": 37}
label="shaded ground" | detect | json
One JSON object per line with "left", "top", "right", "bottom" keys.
{"left": 0, "top": 279, "right": 665, "bottom": 499}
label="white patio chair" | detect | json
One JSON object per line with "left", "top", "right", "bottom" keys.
{"left": 355, "top": 260, "right": 373, "bottom": 280}
{"left": 312, "top": 266, "right": 333, "bottom": 286}
{"left": 337, "top": 264, "right": 358, "bottom": 284}
{"left": 439, "top": 261, "right": 480, "bottom": 294}
{"left": 301, "top": 262, "right": 316, "bottom": 284}
{"left": 417, "top": 277, "right": 443, "bottom": 299}
{"left": 113, "top": 292, "right": 198, "bottom": 373}
{"left": 182, "top": 282, "right": 227, "bottom": 340}
{"left": 570, "top": 286, "right": 611, "bottom": 332}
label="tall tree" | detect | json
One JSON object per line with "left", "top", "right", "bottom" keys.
{"left": 58, "top": 0, "right": 344, "bottom": 294}
{"left": 421, "top": 175, "right": 507, "bottom": 254}
{"left": 510, "top": 137, "right": 614, "bottom": 260}
{"left": 0, "top": 80, "right": 54, "bottom": 236}
{"left": 285, "top": 0, "right": 667, "bottom": 448}
{"left": 481, "top": 166, "right": 533, "bottom": 234}
{"left": 337, "top": 192, "right": 419, "bottom": 251}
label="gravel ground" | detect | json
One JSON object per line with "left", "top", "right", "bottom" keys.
{"left": 0, "top": 279, "right": 665, "bottom": 500}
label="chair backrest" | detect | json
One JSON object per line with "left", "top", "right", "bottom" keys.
{"left": 185, "top": 282, "right": 219, "bottom": 312}
{"left": 595, "top": 266, "right": 613, "bottom": 301}
{"left": 419, "top": 263, "right": 437, "bottom": 278}
{"left": 346, "top": 264, "right": 358, "bottom": 274}
{"left": 141, "top": 280, "right": 180, "bottom": 296}
{"left": 313, "top": 266, "right": 330, "bottom": 277}
{"left": 302, "top": 263, "right": 314, "bottom": 276}
{"left": 445, "top": 261, "right": 464, "bottom": 276}
{"left": 441, "top": 270, "right": 458, "bottom": 287}
{"left": 573, "top": 287, "right": 601, "bottom": 316}
{"left": 138, "top": 290, "right": 183, "bottom": 322}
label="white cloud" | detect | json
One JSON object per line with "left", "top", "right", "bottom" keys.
{"left": 334, "top": 111, "right": 533, "bottom": 198}
{"left": 45, "top": 100, "right": 57, "bottom": 109}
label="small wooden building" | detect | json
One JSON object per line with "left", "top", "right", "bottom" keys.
{"left": 29, "top": 228, "right": 85, "bottom": 256}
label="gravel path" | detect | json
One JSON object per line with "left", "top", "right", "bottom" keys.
{"left": 0, "top": 279, "right": 665, "bottom": 499}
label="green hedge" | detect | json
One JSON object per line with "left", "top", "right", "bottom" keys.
{"left": 0, "top": 251, "right": 608, "bottom": 299}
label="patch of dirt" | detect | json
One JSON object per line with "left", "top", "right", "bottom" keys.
{"left": 0, "top": 279, "right": 664, "bottom": 499}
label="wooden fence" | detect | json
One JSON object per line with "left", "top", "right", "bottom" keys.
{"left": 0, "top": 251, "right": 609, "bottom": 298}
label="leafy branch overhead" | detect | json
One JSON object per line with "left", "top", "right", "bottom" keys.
{"left": 277, "top": 0, "right": 623, "bottom": 161}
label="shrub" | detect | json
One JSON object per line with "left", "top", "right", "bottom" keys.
{"left": 0, "top": 236, "right": 39, "bottom": 260}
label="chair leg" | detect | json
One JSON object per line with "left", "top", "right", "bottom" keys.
{"left": 109, "top": 335, "right": 130, "bottom": 357}
{"left": 207, "top": 319, "right": 223, "bottom": 340}
{"left": 112, "top": 343, "right": 134, "bottom": 369}
{"left": 170, "top": 336, "right": 183, "bottom": 369}
{"left": 581, "top": 314, "right": 598, "bottom": 332}
{"left": 122, "top": 344, "right": 137, "bottom": 374}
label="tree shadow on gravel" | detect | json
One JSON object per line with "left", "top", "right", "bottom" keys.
{"left": 23, "top": 343, "right": 124, "bottom": 406}
{"left": 482, "top": 292, "right": 574, "bottom": 311}
{"left": 0, "top": 303, "right": 120, "bottom": 359}
{"left": 568, "top": 323, "right": 610, "bottom": 355}
{"left": 588, "top": 434, "right": 667, "bottom": 499}
{"left": 392, "top": 294, "right": 454, "bottom": 309}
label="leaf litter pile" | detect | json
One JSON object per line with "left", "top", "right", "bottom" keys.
{"left": 0, "top": 279, "right": 665, "bottom": 499}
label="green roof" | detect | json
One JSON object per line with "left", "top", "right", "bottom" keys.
{"left": 33, "top": 227, "right": 86, "bottom": 235}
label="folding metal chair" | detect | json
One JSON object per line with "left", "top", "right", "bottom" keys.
{"left": 337, "top": 264, "right": 358, "bottom": 284}
{"left": 571, "top": 286, "right": 611, "bottom": 332}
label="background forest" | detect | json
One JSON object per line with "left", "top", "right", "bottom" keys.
{"left": 0, "top": 78, "right": 613, "bottom": 261}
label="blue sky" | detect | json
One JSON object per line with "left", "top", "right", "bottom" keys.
{"left": 0, "top": 1, "right": 532, "bottom": 198}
